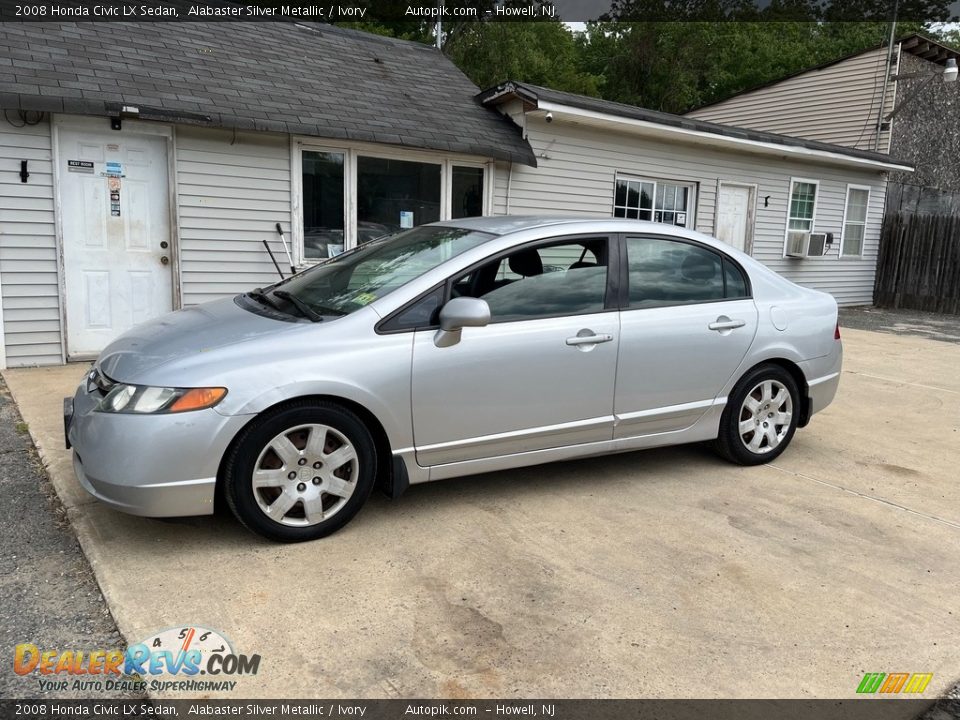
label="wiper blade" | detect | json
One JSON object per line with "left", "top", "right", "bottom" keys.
{"left": 272, "top": 290, "right": 324, "bottom": 322}
{"left": 246, "top": 288, "right": 283, "bottom": 311}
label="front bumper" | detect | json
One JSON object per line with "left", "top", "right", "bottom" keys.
{"left": 66, "top": 382, "right": 253, "bottom": 518}
{"left": 73, "top": 451, "right": 218, "bottom": 517}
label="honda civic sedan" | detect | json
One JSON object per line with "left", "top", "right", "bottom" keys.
{"left": 65, "top": 217, "right": 842, "bottom": 542}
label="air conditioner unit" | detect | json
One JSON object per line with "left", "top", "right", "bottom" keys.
{"left": 786, "top": 231, "right": 809, "bottom": 258}
{"left": 807, "top": 232, "right": 830, "bottom": 257}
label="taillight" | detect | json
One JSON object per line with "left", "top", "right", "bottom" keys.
{"left": 835, "top": 321, "right": 841, "bottom": 340}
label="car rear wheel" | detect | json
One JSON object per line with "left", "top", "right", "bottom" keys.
{"left": 714, "top": 364, "right": 799, "bottom": 466}
{"left": 223, "top": 400, "right": 376, "bottom": 542}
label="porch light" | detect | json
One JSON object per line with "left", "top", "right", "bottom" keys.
{"left": 944, "top": 58, "right": 958, "bottom": 83}
{"left": 885, "top": 57, "right": 959, "bottom": 120}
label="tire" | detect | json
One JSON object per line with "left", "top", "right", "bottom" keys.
{"left": 223, "top": 400, "right": 377, "bottom": 542}
{"left": 714, "top": 364, "right": 800, "bottom": 466}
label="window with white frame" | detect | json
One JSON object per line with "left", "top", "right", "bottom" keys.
{"left": 840, "top": 185, "right": 870, "bottom": 257}
{"left": 787, "top": 179, "right": 818, "bottom": 235}
{"left": 302, "top": 150, "right": 347, "bottom": 259}
{"left": 613, "top": 175, "right": 695, "bottom": 228}
{"left": 787, "top": 178, "right": 819, "bottom": 253}
{"left": 298, "top": 143, "right": 488, "bottom": 261}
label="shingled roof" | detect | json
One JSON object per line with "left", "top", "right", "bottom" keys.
{"left": 0, "top": 22, "right": 536, "bottom": 165}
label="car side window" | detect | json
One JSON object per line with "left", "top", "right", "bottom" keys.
{"left": 453, "top": 238, "right": 610, "bottom": 323}
{"left": 723, "top": 258, "right": 749, "bottom": 299}
{"left": 378, "top": 286, "right": 444, "bottom": 332}
{"left": 626, "top": 236, "right": 747, "bottom": 308}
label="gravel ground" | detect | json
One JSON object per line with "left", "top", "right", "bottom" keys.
{"left": 0, "top": 376, "right": 142, "bottom": 700}
{"left": 840, "top": 306, "right": 960, "bottom": 344}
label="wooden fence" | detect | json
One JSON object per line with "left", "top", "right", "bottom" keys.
{"left": 874, "top": 212, "right": 960, "bottom": 314}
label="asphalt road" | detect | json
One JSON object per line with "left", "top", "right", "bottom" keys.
{"left": 0, "top": 377, "right": 141, "bottom": 700}
{"left": 840, "top": 306, "right": 960, "bottom": 344}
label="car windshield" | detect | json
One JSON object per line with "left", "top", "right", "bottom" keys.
{"left": 260, "top": 225, "right": 494, "bottom": 318}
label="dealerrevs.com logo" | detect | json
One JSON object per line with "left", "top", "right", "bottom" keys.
{"left": 14, "top": 626, "right": 260, "bottom": 694}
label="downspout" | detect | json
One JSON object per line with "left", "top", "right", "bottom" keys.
{"left": 506, "top": 161, "right": 514, "bottom": 215}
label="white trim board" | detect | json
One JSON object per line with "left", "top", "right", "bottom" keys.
{"left": 535, "top": 101, "right": 914, "bottom": 173}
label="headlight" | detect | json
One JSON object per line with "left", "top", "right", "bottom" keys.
{"left": 96, "top": 384, "right": 227, "bottom": 414}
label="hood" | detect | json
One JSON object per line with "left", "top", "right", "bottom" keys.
{"left": 97, "top": 297, "right": 292, "bottom": 381}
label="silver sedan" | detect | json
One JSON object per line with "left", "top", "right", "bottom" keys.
{"left": 65, "top": 217, "right": 842, "bottom": 542}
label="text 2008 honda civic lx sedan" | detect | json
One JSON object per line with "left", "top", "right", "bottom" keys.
{"left": 65, "top": 217, "right": 842, "bottom": 542}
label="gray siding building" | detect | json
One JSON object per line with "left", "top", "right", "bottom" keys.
{"left": 0, "top": 23, "right": 911, "bottom": 368}
{"left": 687, "top": 34, "right": 960, "bottom": 192}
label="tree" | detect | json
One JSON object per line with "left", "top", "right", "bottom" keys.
{"left": 933, "top": 25, "right": 960, "bottom": 49}
{"left": 444, "top": 20, "right": 601, "bottom": 94}
{"left": 578, "top": 21, "right": 929, "bottom": 114}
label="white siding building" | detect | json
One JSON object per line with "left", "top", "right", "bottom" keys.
{"left": 481, "top": 83, "right": 909, "bottom": 307}
{"left": 0, "top": 25, "right": 912, "bottom": 368}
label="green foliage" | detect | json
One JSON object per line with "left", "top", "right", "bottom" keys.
{"left": 335, "top": 17, "right": 947, "bottom": 114}
{"left": 336, "top": 21, "right": 432, "bottom": 42}
{"left": 578, "top": 22, "right": 929, "bottom": 113}
{"left": 934, "top": 25, "right": 960, "bottom": 49}
{"left": 444, "top": 20, "right": 601, "bottom": 94}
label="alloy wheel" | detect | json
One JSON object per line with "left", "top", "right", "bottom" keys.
{"left": 738, "top": 379, "right": 793, "bottom": 454}
{"left": 251, "top": 423, "right": 358, "bottom": 526}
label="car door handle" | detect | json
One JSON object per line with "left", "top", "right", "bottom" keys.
{"left": 708, "top": 317, "right": 746, "bottom": 331}
{"left": 566, "top": 333, "right": 614, "bottom": 346}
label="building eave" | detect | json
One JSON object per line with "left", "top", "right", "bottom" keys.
{"left": 534, "top": 100, "right": 914, "bottom": 173}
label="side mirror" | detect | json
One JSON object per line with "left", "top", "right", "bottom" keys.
{"left": 434, "top": 297, "right": 490, "bottom": 348}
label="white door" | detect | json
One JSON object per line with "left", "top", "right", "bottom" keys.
{"left": 716, "top": 184, "right": 753, "bottom": 252}
{"left": 58, "top": 127, "right": 172, "bottom": 358}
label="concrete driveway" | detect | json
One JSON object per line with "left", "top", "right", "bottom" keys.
{"left": 3, "top": 326, "right": 958, "bottom": 700}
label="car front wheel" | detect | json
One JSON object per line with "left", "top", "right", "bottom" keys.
{"left": 223, "top": 400, "right": 377, "bottom": 542}
{"left": 714, "top": 364, "right": 800, "bottom": 466}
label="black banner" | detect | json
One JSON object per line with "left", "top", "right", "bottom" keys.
{"left": 0, "top": 0, "right": 957, "bottom": 22}
{"left": 0, "top": 699, "right": 958, "bottom": 720}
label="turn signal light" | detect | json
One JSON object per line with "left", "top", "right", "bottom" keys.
{"left": 169, "top": 387, "right": 228, "bottom": 413}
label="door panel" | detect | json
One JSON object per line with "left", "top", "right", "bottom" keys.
{"left": 615, "top": 300, "right": 758, "bottom": 438}
{"left": 616, "top": 234, "right": 758, "bottom": 438}
{"left": 59, "top": 127, "right": 172, "bottom": 357}
{"left": 412, "top": 313, "right": 619, "bottom": 466}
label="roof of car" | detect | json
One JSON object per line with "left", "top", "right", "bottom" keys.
{"left": 439, "top": 215, "right": 727, "bottom": 241}
{"left": 437, "top": 215, "right": 602, "bottom": 235}
{"left": 0, "top": 22, "right": 536, "bottom": 166}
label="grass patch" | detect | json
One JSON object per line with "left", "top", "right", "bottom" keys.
{"left": 15, "top": 421, "right": 29, "bottom": 435}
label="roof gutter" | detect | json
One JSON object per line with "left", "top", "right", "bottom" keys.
{"left": 536, "top": 101, "right": 914, "bottom": 173}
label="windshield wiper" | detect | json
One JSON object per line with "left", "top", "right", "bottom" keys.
{"left": 246, "top": 288, "right": 284, "bottom": 311}
{"left": 272, "top": 290, "right": 324, "bottom": 322}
